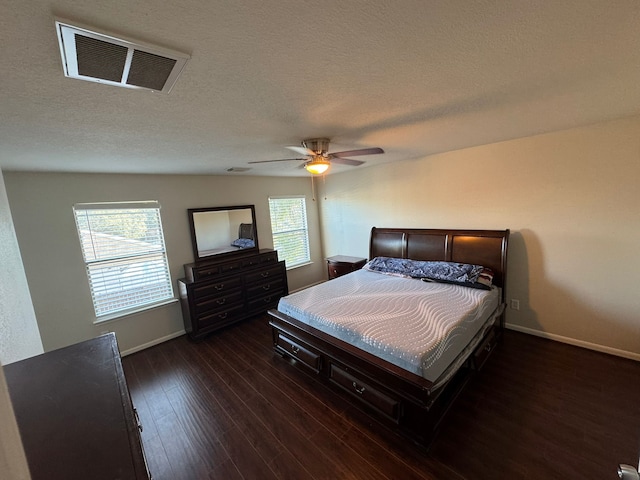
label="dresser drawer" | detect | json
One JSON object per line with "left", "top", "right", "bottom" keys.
{"left": 198, "top": 303, "right": 244, "bottom": 329}
{"left": 242, "top": 250, "right": 278, "bottom": 268}
{"left": 275, "top": 333, "right": 321, "bottom": 372}
{"left": 192, "top": 277, "right": 242, "bottom": 299}
{"left": 244, "top": 263, "right": 285, "bottom": 284}
{"left": 194, "top": 290, "right": 243, "bottom": 314}
{"left": 246, "top": 290, "right": 284, "bottom": 314}
{"left": 329, "top": 363, "right": 401, "bottom": 421}
{"left": 191, "top": 264, "right": 219, "bottom": 281}
{"left": 219, "top": 260, "right": 242, "bottom": 274}
{"left": 245, "top": 277, "right": 285, "bottom": 297}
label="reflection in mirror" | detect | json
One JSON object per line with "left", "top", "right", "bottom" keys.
{"left": 188, "top": 205, "right": 259, "bottom": 262}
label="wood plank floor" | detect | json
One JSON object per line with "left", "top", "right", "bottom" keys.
{"left": 122, "top": 315, "right": 640, "bottom": 479}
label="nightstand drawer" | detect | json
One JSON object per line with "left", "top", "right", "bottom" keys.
{"left": 326, "top": 255, "right": 367, "bottom": 280}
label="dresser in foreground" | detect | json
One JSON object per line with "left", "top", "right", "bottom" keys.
{"left": 4, "top": 333, "right": 150, "bottom": 480}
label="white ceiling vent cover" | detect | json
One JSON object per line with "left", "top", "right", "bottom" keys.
{"left": 55, "top": 20, "right": 190, "bottom": 93}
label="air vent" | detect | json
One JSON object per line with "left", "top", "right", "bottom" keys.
{"left": 55, "top": 20, "right": 190, "bottom": 93}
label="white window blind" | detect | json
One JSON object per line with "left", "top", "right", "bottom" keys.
{"left": 73, "top": 201, "right": 174, "bottom": 319}
{"left": 268, "top": 196, "right": 310, "bottom": 268}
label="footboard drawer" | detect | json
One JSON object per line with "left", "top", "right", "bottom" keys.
{"left": 275, "top": 333, "right": 322, "bottom": 372}
{"left": 329, "top": 363, "right": 401, "bottom": 422}
{"left": 473, "top": 327, "right": 498, "bottom": 370}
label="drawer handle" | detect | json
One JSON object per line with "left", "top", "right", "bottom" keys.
{"left": 291, "top": 346, "right": 300, "bottom": 355}
{"left": 261, "top": 271, "right": 270, "bottom": 277}
{"left": 262, "top": 284, "right": 271, "bottom": 291}
{"left": 138, "top": 423, "right": 143, "bottom": 432}
{"left": 263, "top": 296, "right": 272, "bottom": 303}
{"left": 216, "top": 298, "right": 226, "bottom": 305}
{"left": 218, "top": 312, "right": 228, "bottom": 319}
{"left": 484, "top": 343, "right": 493, "bottom": 353}
{"left": 215, "top": 284, "right": 224, "bottom": 290}
{"left": 352, "top": 382, "right": 366, "bottom": 395}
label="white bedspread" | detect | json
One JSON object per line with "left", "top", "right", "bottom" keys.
{"left": 277, "top": 269, "right": 500, "bottom": 382}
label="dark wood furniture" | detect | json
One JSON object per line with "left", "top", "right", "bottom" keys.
{"left": 326, "top": 255, "right": 367, "bottom": 279}
{"left": 4, "top": 333, "right": 149, "bottom": 480}
{"left": 269, "top": 227, "right": 509, "bottom": 446}
{"left": 179, "top": 249, "right": 288, "bottom": 340}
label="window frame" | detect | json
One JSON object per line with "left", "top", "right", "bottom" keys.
{"left": 268, "top": 196, "right": 311, "bottom": 269}
{"left": 73, "top": 201, "right": 175, "bottom": 323}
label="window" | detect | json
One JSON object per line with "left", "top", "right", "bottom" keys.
{"left": 268, "top": 196, "right": 311, "bottom": 268}
{"left": 73, "top": 201, "right": 174, "bottom": 320}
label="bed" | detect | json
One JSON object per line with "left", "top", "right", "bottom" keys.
{"left": 268, "top": 227, "right": 509, "bottom": 446}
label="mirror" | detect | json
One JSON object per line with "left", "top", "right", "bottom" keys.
{"left": 188, "top": 205, "right": 259, "bottom": 262}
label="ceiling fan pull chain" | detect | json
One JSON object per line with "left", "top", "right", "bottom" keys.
{"left": 323, "top": 172, "right": 327, "bottom": 200}
{"left": 311, "top": 175, "right": 316, "bottom": 202}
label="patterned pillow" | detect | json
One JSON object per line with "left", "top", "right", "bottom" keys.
{"left": 363, "top": 257, "right": 493, "bottom": 289}
{"left": 231, "top": 238, "right": 255, "bottom": 249}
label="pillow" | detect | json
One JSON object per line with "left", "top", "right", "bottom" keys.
{"left": 475, "top": 267, "right": 494, "bottom": 288}
{"left": 421, "top": 269, "right": 493, "bottom": 290}
{"left": 362, "top": 257, "right": 423, "bottom": 278}
{"left": 231, "top": 238, "right": 255, "bottom": 249}
{"left": 363, "top": 257, "right": 494, "bottom": 289}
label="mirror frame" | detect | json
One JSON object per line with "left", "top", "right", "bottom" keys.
{"left": 188, "top": 204, "right": 259, "bottom": 263}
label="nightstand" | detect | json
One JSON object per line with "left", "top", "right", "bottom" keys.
{"left": 326, "top": 255, "right": 367, "bottom": 280}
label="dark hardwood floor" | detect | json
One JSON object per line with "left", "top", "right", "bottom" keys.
{"left": 122, "top": 315, "right": 640, "bottom": 479}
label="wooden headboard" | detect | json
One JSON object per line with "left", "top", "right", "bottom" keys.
{"left": 369, "top": 227, "right": 510, "bottom": 295}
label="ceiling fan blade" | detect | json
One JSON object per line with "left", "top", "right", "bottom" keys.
{"left": 331, "top": 147, "right": 384, "bottom": 158}
{"left": 331, "top": 157, "right": 365, "bottom": 166}
{"left": 247, "top": 158, "right": 305, "bottom": 164}
{"left": 286, "top": 145, "right": 315, "bottom": 156}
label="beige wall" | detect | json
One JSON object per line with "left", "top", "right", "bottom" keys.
{"left": 0, "top": 169, "right": 38, "bottom": 479}
{"left": 0, "top": 170, "right": 43, "bottom": 364}
{"left": 319, "top": 115, "right": 640, "bottom": 358}
{"left": 4, "top": 173, "right": 324, "bottom": 354}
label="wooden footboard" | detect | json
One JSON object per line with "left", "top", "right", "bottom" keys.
{"left": 268, "top": 308, "right": 501, "bottom": 446}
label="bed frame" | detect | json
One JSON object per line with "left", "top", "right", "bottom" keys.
{"left": 268, "top": 227, "right": 510, "bottom": 446}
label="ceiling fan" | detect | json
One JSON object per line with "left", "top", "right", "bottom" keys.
{"left": 248, "top": 138, "right": 384, "bottom": 175}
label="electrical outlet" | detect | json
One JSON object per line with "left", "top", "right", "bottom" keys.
{"left": 510, "top": 299, "right": 520, "bottom": 311}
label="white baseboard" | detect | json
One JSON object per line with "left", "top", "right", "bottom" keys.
{"left": 505, "top": 323, "right": 640, "bottom": 362}
{"left": 118, "top": 283, "right": 324, "bottom": 356}
{"left": 120, "top": 330, "right": 186, "bottom": 357}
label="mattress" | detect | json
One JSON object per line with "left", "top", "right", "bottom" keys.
{"left": 277, "top": 269, "right": 500, "bottom": 382}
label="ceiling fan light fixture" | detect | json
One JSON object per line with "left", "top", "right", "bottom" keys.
{"left": 305, "top": 157, "right": 330, "bottom": 175}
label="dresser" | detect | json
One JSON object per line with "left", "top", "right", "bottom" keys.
{"left": 4, "top": 333, "right": 149, "bottom": 480}
{"left": 179, "top": 249, "right": 288, "bottom": 340}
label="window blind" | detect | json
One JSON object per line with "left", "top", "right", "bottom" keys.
{"left": 268, "top": 197, "right": 310, "bottom": 268}
{"left": 73, "top": 202, "right": 173, "bottom": 318}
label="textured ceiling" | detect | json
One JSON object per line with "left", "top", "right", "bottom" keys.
{"left": 2, "top": 0, "right": 640, "bottom": 176}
